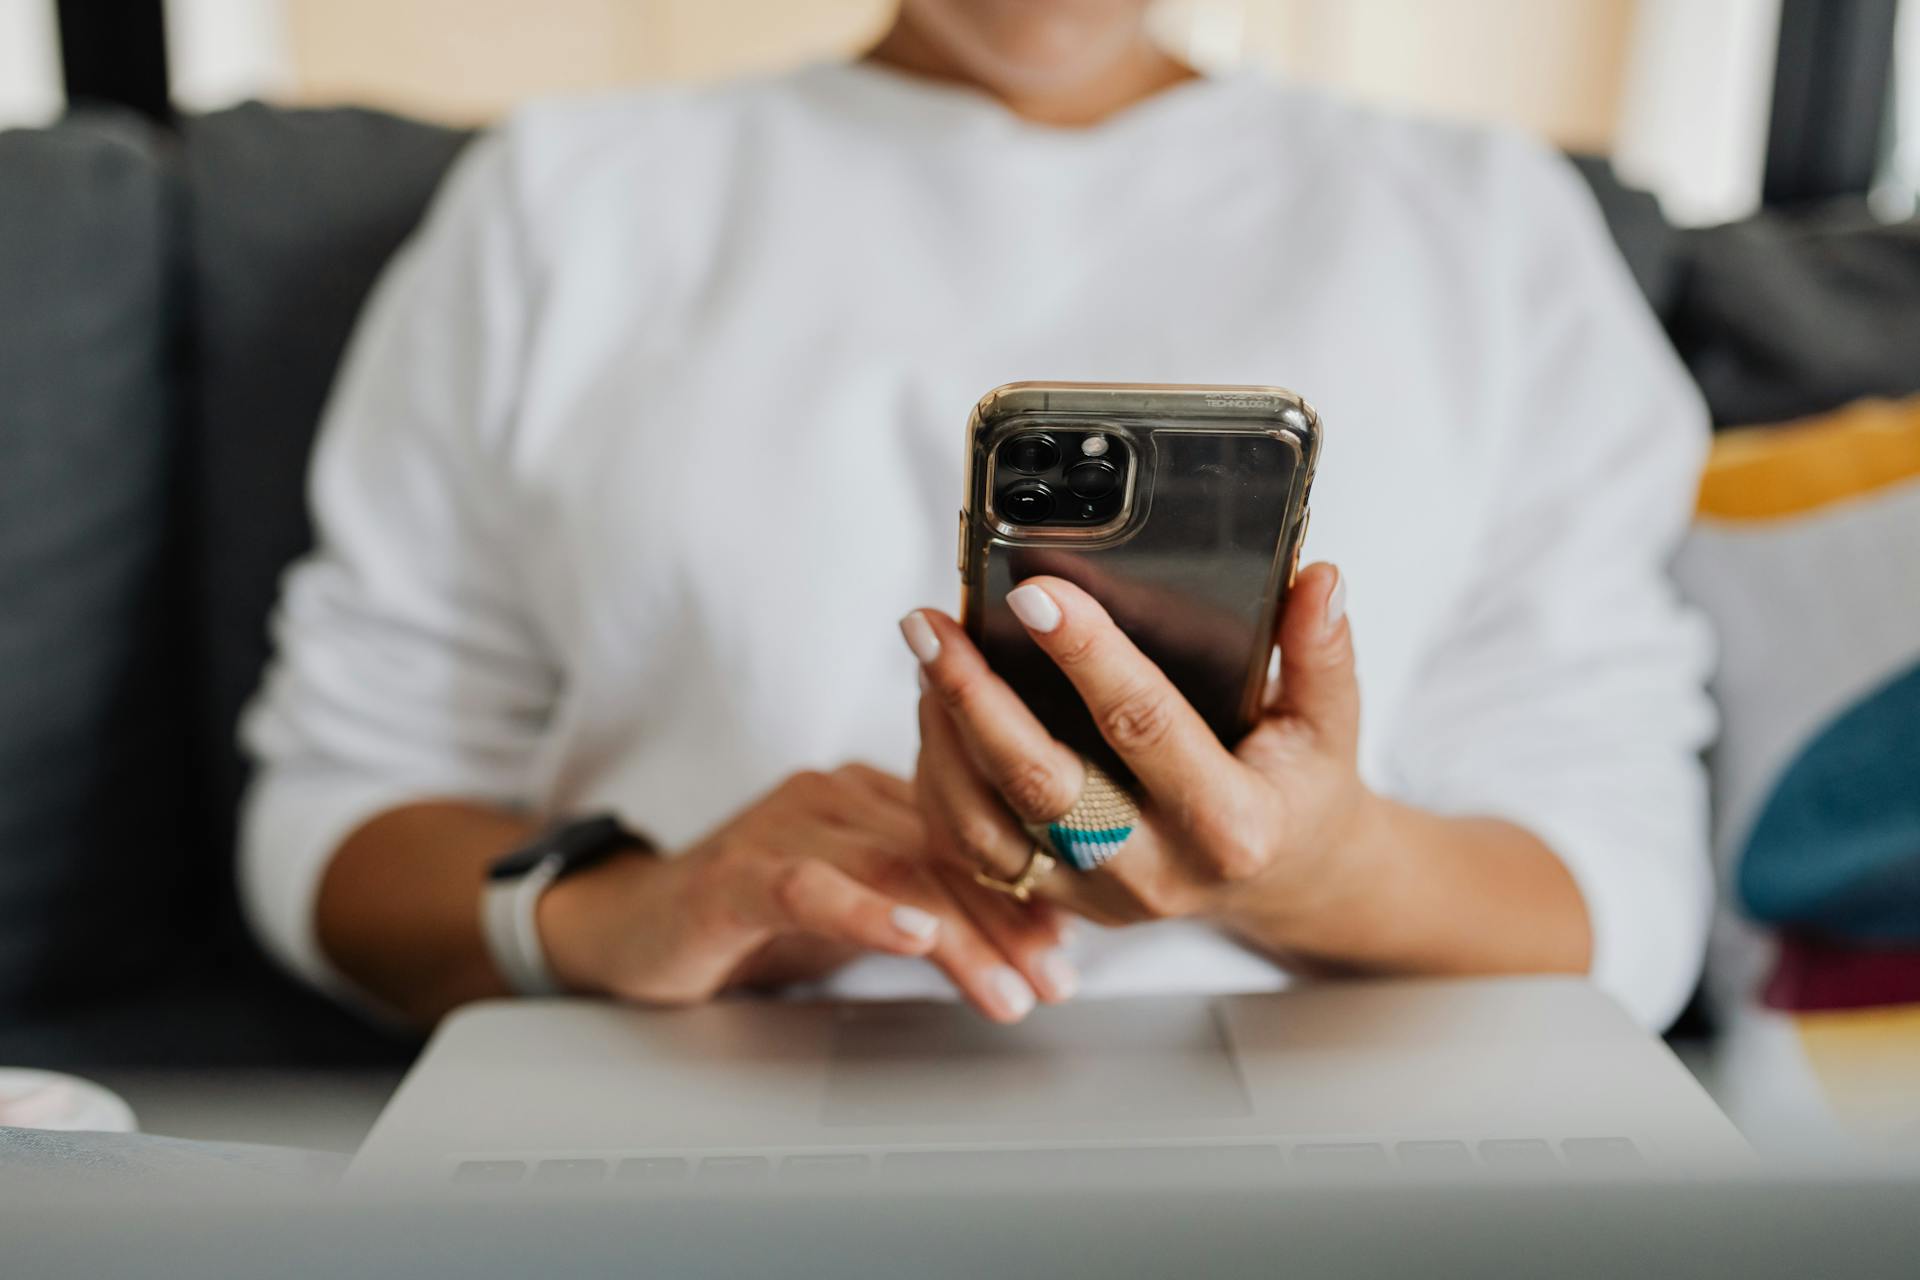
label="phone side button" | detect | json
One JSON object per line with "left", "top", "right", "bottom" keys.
{"left": 956, "top": 509, "right": 968, "bottom": 576}
{"left": 1287, "top": 507, "right": 1310, "bottom": 587}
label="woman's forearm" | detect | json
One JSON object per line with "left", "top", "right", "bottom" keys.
{"left": 1218, "top": 794, "right": 1593, "bottom": 979}
{"left": 315, "top": 800, "right": 538, "bottom": 1024}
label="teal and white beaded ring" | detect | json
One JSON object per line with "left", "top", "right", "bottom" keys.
{"left": 1026, "top": 759, "right": 1140, "bottom": 872}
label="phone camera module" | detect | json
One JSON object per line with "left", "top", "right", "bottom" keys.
{"left": 1001, "top": 434, "right": 1061, "bottom": 475}
{"left": 1001, "top": 482, "right": 1055, "bottom": 524}
{"left": 1065, "top": 460, "right": 1120, "bottom": 500}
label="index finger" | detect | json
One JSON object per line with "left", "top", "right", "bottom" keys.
{"left": 1000, "top": 575, "right": 1240, "bottom": 805}
{"left": 906, "top": 609, "right": 1085, "bottom": 827}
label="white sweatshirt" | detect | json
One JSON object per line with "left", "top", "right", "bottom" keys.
{"left": 240, "top": 62, "right": 1716, "bottom": 1029}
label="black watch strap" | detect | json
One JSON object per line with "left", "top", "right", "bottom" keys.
{"left": 487, "top": 813, "right": 650, "bottom": 883}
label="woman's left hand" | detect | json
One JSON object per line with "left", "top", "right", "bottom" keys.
{"left": 901, "top": 562, "right": 1376, "bottom": 936}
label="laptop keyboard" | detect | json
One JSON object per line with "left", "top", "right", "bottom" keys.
{"left": 450, "top": 1137, "right": 1644, "bottom": 1187}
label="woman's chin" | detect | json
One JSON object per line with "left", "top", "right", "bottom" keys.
{"left": 921, "top": 12, "right": 1152, "bottom": 98}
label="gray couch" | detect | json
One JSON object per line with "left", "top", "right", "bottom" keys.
{"left": 2, "top": 102, "right": 1916, "bottom": 1072}
{"left": 0, "top": 106, "right": 468, "bottom": 1068}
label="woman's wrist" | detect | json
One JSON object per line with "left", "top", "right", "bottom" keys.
{"left": 1210, "top": 783, "right": 1398, "bottom": 956}
{"left": 1212, "top": 789, "right": 1590, "bottom": 977}
{"left": 534, "top": 848, "right": 677, "bottom": 996}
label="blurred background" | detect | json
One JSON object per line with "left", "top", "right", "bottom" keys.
{"left": 2, "top": 0, "right": 1916, "bottom": 225}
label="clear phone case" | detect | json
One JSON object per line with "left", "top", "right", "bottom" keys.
{"left": 960, "top": 382, "right": 1320, "bottom": 780}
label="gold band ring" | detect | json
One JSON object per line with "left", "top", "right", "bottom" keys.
{"left": 973, "top": 846, "right": 1057, "bottom": 904}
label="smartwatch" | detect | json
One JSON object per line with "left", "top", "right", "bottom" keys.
{"left": 481, "top": 813, "right": 650, "bottom": 996}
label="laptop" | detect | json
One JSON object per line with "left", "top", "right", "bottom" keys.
{"left": 348, "top": 975, "right": 1749, "bottom": 1188}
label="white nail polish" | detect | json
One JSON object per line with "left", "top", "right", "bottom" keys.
{"left": 899, "top": 611, "right": 941, "bottom": 664}
{"left": 890, "top": 904, "right": 939, "bottom": 941}
{"left": 988, "top": 966, "right": 1037, "bottom": 1019}
{"left": 1006, "top": 584, "right": 1062, "bottom": 634}
{"left": 1324, "top": 570, "right": 1347, "bottom": 638}
{"left": 1038, "top": 950, "right": 1079, "bottom": 1001}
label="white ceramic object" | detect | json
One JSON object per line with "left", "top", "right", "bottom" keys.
{"left": 0, "top": 1068, "right": 137, "bottom": 1133}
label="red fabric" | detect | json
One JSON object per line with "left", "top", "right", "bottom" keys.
{"left": 1763, "top": 934, "right": 1920, "bottom": 1011}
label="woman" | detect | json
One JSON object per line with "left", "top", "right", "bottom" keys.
{"left": 241, "top": 0, "right": 1714, "bottom": 1031}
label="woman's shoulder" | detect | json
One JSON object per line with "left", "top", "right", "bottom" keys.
{"left": 493, "top": 72, "right": 791, "bottom": 186}
{"left": 1228, "top": 70, "right": 1589, "bottom": 235}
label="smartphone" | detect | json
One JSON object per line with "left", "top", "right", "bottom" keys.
{"left": 959, "top": 382, "right": 1321, "bottom": 779}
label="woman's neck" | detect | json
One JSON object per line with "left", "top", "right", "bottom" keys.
{"left": 864, "top": 17, "right": 1197, "bottom": 128}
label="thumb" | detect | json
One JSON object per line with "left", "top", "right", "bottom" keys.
{"left": 1269, "top": 562, "right": 1359, "bottom": 756}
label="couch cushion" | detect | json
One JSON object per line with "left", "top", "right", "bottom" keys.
{"left": 1675, "top": 213, "right": 1920, "bottom": 428}
{"left": 178, "top": 104, "right": 473, "bottom": 910}
{"left": 0, "top": 112, "right": 186, "bottom": 1014}
{"left": 3, "top": 104, "right": 472, "bottom": 1067}
{"left": 1675, "top": 396, "right": 1920, "bottom": 1012}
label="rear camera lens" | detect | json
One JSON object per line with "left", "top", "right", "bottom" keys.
{"left": 1065, "top": 460, "right": 1120, "bottom": 500}
{"left": 1001, "top": 482, "right": 1055, "bottom": 524}
{"left": 1001, "top": 434, "right": 1061, "bottom": 475}
{"left": 1076, "top": 490, "right": 1125, "bottom": 522}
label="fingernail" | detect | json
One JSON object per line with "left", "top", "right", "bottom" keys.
{"left": 1037, "top": 949, "right": 1079, "bottom": 1001}
{"left": 1006, "top": 584, "right": 1062, "bottom": 634}
{"left": 899, "top": 610, "right": 941, "bottom": 664}
{"left": 1323, "top": 570, "right": 1347, "bottom": 640}
{"left": 890, "top": 904, "right": 939, "bottom": 941}
{"left": 988, "top": 966, "right": 1037, "bottom": 1020}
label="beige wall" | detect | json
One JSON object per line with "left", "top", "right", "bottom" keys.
{"left": 1180, "top": 0, "right": 1637, "bottom": 152}
{"left": 282, "top": 0, "right": 1635, "bottom": 149}
{"left": 283, "top": 0, "right": 893, "bottom": 122}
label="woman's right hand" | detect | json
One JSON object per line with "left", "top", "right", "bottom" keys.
{"left": 536, "top": 764, "right": 1075, "bottom": 1022}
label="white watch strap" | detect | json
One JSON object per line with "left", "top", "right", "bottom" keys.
{"left": 481, "top": 853, "right": 565, "bottom": 997}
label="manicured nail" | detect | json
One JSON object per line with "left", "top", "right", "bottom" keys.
{"left": 1323, "top": 570, "right": 1347, "bottom": 640}
{"left": 899, "top": 610, "right": 941, "bottom": 664}
{"left": 890, "top": 904, "right": 939, "bottom": 942}
{"left": 1037, "top": 949, "right": 1079, "bottom": 1001}
{"left": 1006, "top": 584, "right": 1062, "bottom": 633}
{"left": 988, "top": 966, "right": 1037, "bottom": 1020}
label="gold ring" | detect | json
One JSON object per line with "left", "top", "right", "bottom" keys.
{"left": 973, "top": 846, "right": 1057, "bottom": 904}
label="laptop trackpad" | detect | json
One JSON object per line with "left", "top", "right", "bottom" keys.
{"left": 822, "top": 998, "right": 1251, "bottom": 1127}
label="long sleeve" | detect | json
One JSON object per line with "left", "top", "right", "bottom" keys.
{"left": 238, "top": 132, "right": 558, "bottom": 997}
{"left": 1384, "top": 143, "right": 1717, "bottom": 1031}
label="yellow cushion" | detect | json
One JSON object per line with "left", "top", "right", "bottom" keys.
{"left": 1698, "top": 396, "right": 1920, "bottom": 521}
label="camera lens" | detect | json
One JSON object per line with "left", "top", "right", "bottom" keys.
{"left": 1001, "top": 482, "right": 1055, "bottom": 524}
{"left": 1075, "top": 490, "right": 1125, "bottom": 522}
{"left": 1065, "top": 460, "right": 1120, "bottom": 499}
{"left": 1001, "top": 434, "right": 1060, "bottom": 475}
